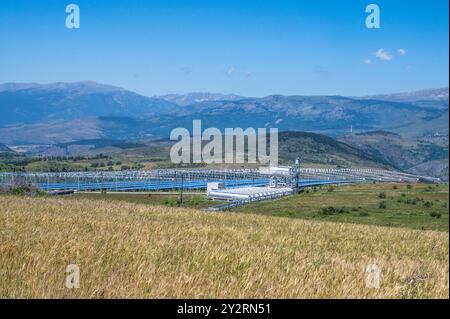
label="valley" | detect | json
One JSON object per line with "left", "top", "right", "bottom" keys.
{"left": 0, "top": 82, "right": 448, "bottom": 180}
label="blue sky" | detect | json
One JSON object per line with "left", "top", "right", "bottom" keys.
{"left": 0, "top": 0, "right": 448, "bottom": 97}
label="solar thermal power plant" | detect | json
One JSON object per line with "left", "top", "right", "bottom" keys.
{"left": 0, "top": 160, "right": 442, "bottom": 210}
{"left": 0, "top": 166, "right": 440, "bottom": 193}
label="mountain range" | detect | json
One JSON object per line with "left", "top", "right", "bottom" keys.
{"left": 0, "top": 82, "right": 448, "bottom": 144}
{"left": 0, "top": 81, "right": 447, "bottom": 179}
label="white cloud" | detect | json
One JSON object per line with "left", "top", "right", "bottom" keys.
{"left": 364, "top": 59, "right": 372, "bottom": 65}
{"left": 226, "top": 66, "right": 236, "bottom": 77}
{"left": 397, "top": 48, "right": 406, "bottom": 56}
{"left": 375, "top": 48, "right": 393, "bottom": 61}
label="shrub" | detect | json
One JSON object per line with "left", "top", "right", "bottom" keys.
{"left": 423, "top": 201, "right": 433, "bottom": 208}
{"left": 378, "top": 201, "right": 387, "bottom": 209}
{"left": 188, "top": 195, "right": 203, "bottom": 206}
{"left": 378, "top": 192, "right": 386, "bottom": 199}
{"left": 9, "top": 187, "right": 26, "bottom": 195}
{"left": 359, "top": 212, "right": 370, "bottom": 217}
{"left": 319, "top": 206, "right": 349, "bottom": 215}
{"left": 430, "top": 212, "right": 442, "bottom": 219}
{"left": 327, "top": 186, "right": 335, "bottom": 192}
{"left": 163, "top": 199, "right": 178, "bottom": 207}
{"left": 6, "top": 186, "right": 47, "bottom": 197}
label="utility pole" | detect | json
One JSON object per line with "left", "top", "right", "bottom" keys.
{"left": 179, "top": 173, "right": 184, "bottom": 206}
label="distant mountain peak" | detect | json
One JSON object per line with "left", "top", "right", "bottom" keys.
{"left": 157, "top": 92, "right": 245, "bottom": 106}
{"left": 0, "top": 81, "right": 180, "bottom": 128}
{"left": 0, "top": 143, "right": 14, "bottom": 153}
{"left": 361, "top": 88, "right": 449, "bottom": 103}
{"left": 0, "top": 81, "right": 130, "bottom": 95}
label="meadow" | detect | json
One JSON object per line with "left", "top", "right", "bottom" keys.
{"left": 235, "top": 183, "right": 449, "bottom": 232}
{"left": 0, "top": 194, "right": 448, "bottom": 298}
{"left": 76, "top": 183, "right": 449, "bottom": 231}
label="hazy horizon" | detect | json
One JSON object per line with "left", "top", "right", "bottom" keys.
{"left": 1, "top": 80, "right": 448, "bottom": 99}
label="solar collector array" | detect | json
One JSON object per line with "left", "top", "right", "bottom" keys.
{"left": 37, "top": 178, "right": 353, "bottom": 191}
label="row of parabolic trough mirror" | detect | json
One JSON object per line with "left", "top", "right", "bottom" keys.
{"left": 0, "top": 167, "right": 442, "bottom": 191}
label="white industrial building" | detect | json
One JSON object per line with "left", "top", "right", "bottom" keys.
{"left": 207, "top": 159, "right": 301, "bottom": 203}
{"left": 207, "top": 185, "right": 293, "bottom": 201}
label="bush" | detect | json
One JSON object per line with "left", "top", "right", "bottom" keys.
{"left": 423, "top": 201, "right": 433, "bottom": 208}
{"left": 430, "top": 211, "right": 442, "bottom": 219}
{"left": 163, "top": 198, "right": 178, "bottom": 207}
{"left": 319, "top": 206, "right": 349, "bottom": 215}
{"left": 327, "top": 186, "right": 335, "bottom": 192}
{"left": 6, "top": 186, "right": 46, "bottom": 196}
{"left": 359, "top": 212, "right": 370, "bottom": 217}
{"left": 378, "top": 201, "right": 387, "bottom": 209}
{"left": 9, "top": 187, "right": 26, "bottom": 195}
{"left": 378, "top": 192, "right": 386, "bottom": 199}
{"left": 392, "top": 185, "right": 398, "bottom": 190}
{"left": 407, "top": 184, "right": 413, "bottom": 190}
{"left": 188, "top": 195, "right": 203, "bottom": 206}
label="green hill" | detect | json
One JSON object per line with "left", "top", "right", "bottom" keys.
{"left": 278, "top": 131, "right": 391, "bottom": 168}
{"left": 338, "top": 131, "right": 449, "bottom": 179}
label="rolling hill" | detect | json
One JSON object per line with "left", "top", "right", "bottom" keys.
{"left": 338, "top": 131, "right": 449, "bottom": 180}
{"left": 278, "top": 131, "right": 390, "bottom": 168}
{"left": 52, "top": 131, "right": 391, "bottom": 169}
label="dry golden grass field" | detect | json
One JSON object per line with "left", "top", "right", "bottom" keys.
{"left": 0, "top": 195, "right": 448, "bottom": 298}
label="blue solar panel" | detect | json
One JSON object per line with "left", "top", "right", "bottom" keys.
{"left": 37, "top": 178, "right": 352, "bottom": 191}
